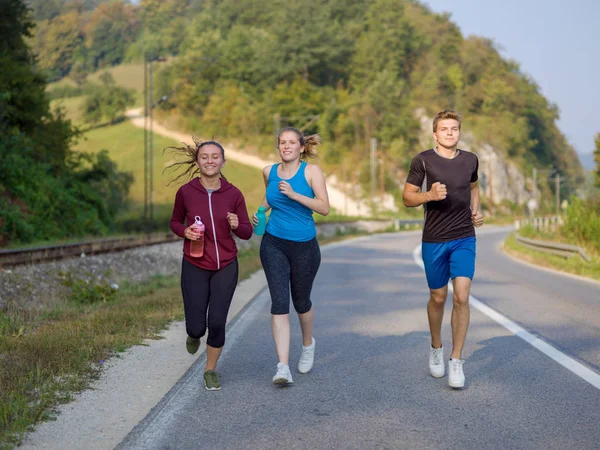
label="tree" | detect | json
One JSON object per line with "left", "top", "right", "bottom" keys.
{"left": 33, "top": 10, "right": 83, "bottom": 80}
{"left": 1, "top": 0, "right": 132, "bottom": 245}
{"left": 84, "top": 1, "right": 138, "bottom": 70}
{"left": 81, "top": 72, "right": 136, "bottom": 124}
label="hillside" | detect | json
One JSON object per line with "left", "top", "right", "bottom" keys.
{"left": 35, "top": 0, "right": 586, "bottom": 214}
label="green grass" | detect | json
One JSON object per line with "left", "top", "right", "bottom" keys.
{"left": 47, "top": 63, "right": 145, "bottom": 94}
{"left": 88, "top": 63, "right": 145, "bottom": 93}
{"left": 503, "top": 233, "right": 600, "bottom": 281}
{"left": 50, "top": 96, "right": 86, "bottom": 126}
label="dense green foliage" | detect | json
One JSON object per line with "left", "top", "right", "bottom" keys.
{"left": 151, "top": 0, "right": 583, "bottom": 200}
{"left": 563, "top": 197, "right": 600, "bottom": 254}
{"left": 26, "top": 0, "right": 585, "bottom": 211}
{"left": 81, "top": 72, "right": 136, "bottom": 124}
{"left": 0, "top": 0, "right": 132, "bottom": 245}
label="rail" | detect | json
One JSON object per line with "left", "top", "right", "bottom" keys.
{"left": 0, "top": 219, "right": 424, "bottom": 267}
{"left": 0, "top": 233, "right": 179, "bottom": 267}
{"left": 514, "top": 234, "right": 591, "bottom": 262}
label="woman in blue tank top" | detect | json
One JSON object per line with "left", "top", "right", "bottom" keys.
{"left": 252, "top": 127, "right": 330, "bottom": 385}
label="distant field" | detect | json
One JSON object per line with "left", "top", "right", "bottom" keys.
{"left": 50, "top": 96, "right": 86, "bottom": 126}
{"left": 48, "top": 63, "right": 145, "bottom": 92}
{"left": 74, "top": 121, "right": 265, "bottom": 217}
{"left": 48, "top": 62, "right": 146, "bottom": 108}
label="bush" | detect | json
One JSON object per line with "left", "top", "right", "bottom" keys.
{"left": 59, "top": 271, "right": 118, "bottom": 305}
{"left": 562, "top": 197, "right": 600, "bottom": 253}
{"left": 0, "top": 134, "right": 133, "bottom": 244}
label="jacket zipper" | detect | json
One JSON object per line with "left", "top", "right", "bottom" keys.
{"left": 208, "top": 192, "right": 220, "bottom": 269}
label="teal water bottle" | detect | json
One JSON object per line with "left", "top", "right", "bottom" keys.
{"left": 255, "top": 206, "right": 267, "bottom": 235}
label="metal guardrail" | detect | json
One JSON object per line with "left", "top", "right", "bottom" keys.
{"left": 515, "top": 234, "right": 591, "bottom": 262}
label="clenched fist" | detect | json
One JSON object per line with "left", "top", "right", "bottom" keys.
{"left": 472, "top": 210, "right": 484, "bottom": 228}
{"left": 429, "top": 182, "right": 447, "bottom": 201}
{"left": 278, "top": 180, "right": 297, "bottom": 199}
{"left": 226, "top": 212, "right": 239, "bottom": 230}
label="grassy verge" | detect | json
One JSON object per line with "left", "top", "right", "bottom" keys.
{"left": 0, "top": 228, "right": 370, "bottom": 448}
{"left": 503, "top": 233, "right": 600, "bottom": 281}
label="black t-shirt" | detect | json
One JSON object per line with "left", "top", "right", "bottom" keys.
{"left": 406, "top": 148, "right": 479, "bottom": 243}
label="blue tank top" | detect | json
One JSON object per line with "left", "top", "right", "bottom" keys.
{"left": 265, "top": 162, "right": 316, "bottom": 242}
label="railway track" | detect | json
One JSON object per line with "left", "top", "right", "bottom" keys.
{"left": 0, "top": 233, "right": 180, "bottom": 267}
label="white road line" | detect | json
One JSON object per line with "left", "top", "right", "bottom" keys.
{"left": 412, "top": 244, "right": 600, "bottom": 390}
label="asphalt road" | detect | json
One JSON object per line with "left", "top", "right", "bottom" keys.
{"left": 118, "top": 228, "right": 600, "bottom": 450}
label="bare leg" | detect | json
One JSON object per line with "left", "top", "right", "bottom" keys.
{"left": 450, "top": 277, "right": 471, "bottom": 359}
{"left": 298, "top": 307, "right": 314, "bottom": 347}
{"left": 427, "top": 286, "right": 448, "bottom": 348}
{"left": 272, "top": 314, "right": 291, "bottom": 365}
{"left": 205, "top": 345, "right": 223, "bottom": 372}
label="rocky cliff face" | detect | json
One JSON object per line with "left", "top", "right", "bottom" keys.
{"left": 417, "top": 113, "right": 533, "bottom": 206}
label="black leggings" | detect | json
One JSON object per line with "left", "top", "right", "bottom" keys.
{"left": 180, "top": 258, "right": 238, "bottom": 348}
{"left": 260, "top": 232, "right": 321, "bottom": 315}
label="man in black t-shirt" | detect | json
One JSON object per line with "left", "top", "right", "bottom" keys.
{"left": 403, "top": 110, "right": 484, "bottom": 389}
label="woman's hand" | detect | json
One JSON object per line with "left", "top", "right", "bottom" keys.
{"left": 251, "top": 213, "right": 259, "bottom": 227}
{"left": 184, "top": 225, "right": 201, "bottom": 240}
{"left": 227, "top": 212, "right": 239, "bottom": 230}
{"left": 278, "top": 180, "right": 297, "bottom": 199}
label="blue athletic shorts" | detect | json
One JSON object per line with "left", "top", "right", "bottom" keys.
{"left": 421, "top": 237, "right": 476, "bottom": 290}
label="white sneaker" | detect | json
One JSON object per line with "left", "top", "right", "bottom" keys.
{"left": 429, "top": 345, "right": 445, "bottom": 378}
{"left": 298, "top": 337, "right": 316, "bottom": 374}
{"left": 272, "top": 362, "right": 293, "bottom": 385}
{"left": 448, "top": 359, "right": 465, "bottom": 388}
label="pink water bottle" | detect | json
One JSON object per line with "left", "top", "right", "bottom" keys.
{"left": 190, "top": 216, "right": 205, "bottom": 258}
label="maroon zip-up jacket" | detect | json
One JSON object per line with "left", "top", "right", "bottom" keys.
{"left": 170, "top": 178, "right": 252, "bottom": 271}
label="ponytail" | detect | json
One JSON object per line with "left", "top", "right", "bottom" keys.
{"left": 277, "top": 127, "right": 321, "bottom": 160}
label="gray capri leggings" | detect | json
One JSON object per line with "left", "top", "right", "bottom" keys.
{"left": 260, "top": 231, "right": 321, "bottom": 315}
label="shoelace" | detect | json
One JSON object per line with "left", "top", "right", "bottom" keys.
{"left": 431, "top": 348, "right": 443, "bottom": 364}
{"left": 450, "top": 361, "right": 464, "bottom": 375}
{"left": 206, "top": 372, "right": 220, "bottom": 383}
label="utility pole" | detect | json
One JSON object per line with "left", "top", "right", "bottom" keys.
{"left": 379, "top": 151, "right": 384, "bottom": 198}
{"left": 555, "top": 173, "right": 561, "bottom": 216}
{"left": 143, "top": 55, "right": 167, "bottom": 227}
{"left": 143, "top": 53, "right": 148, "bottom": 223}
{"left": 273, "top": 114, "right": 281, "bottom": 150}
{"left": 370, "top": 137, "right": 377, "bottom": 200}
{"left": 149, "top": 59, "right": 154, "bottom": 223}
{"left": 343, "top": 157, "right": 348, "bottom": 216}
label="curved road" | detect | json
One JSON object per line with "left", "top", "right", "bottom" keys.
{"left": 118, "top": 227, "right": 600, "bottom": 450}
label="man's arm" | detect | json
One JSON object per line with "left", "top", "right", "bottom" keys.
{"left": 403, "top": 182, "right": 447, "bottom": 207}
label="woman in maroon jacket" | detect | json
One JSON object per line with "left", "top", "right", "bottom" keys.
{"left": 168, "top": 139, "right": 252, "bottom": 391}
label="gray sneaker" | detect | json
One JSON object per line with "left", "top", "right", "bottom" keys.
{"left": 204, "top": 370, "right": 222, "bottom": 391}
{"left": 186, "top": 336, "right": 200, "bottom": 354}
